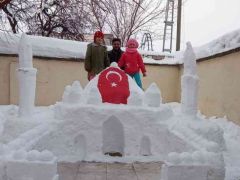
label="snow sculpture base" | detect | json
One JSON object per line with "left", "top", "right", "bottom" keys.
{"left": 53, "top": 102, "right": 194, "bottom": 157}
{"left": 161, "top": 164, "right": 225, "bottom": 180}
{"left": 51, "top": 101, "right": 225, "bottom": 180}
{"left": 1, "top": 160, "right": 57, "bottom": 180}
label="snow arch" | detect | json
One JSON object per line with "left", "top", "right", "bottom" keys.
{"left": 102, "top": 116, "right": 125, "bottom": 156}
{"left": 140, "top": 135, "right": 152, "bottom": 156}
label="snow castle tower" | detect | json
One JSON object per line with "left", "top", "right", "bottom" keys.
{"left": 181, "top": 42, "right": 199, "bottom": 117}
{"left": 18, "top": 34, "right": 37, "bottom": 117}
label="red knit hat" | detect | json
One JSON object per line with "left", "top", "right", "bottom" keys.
{"left": 94, "top": 31, "right": 104, "bottom": 42}
{"left": 126, "top": 38, "right": 139, "bottom": 48}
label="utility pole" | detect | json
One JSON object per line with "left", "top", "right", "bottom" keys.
{"left": 176, "top": 0, "right": 182, "bottom": 51}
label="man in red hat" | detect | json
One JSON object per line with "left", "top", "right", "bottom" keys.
{"left": 84, "top": 31, "right": 110, "bottom": 81}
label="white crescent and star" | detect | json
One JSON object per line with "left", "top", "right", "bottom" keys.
{"left": 105, "top": 70, "right": 123, "bottom": 87}
{"left": 111, "top": 82, "right": 117, "bottom": 87}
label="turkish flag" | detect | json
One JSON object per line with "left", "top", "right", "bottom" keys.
{"left": 98, "top": 67, "right": 130, "bottom": 104}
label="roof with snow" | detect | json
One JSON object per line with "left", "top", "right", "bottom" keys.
{"left": 0, "top": 28, "right": 240, "bottom": 65}
{"left": 193, "top": 29, "right": 240, "bottom": 61}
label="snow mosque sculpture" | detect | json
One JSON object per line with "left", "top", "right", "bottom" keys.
{"left": 52, "top": 62, "right": 225, "bottom": 180}
{"left": 181, "top": 41, "right": 199, "bottom": 117}
{"left": 18, "top": 33, "right": 37, "bottom": 117}
{"left": 0, "top": 52, "right": 226, "bottom": 179}
{"left": 53, "top": 63, "right": 187, "bottom": 158}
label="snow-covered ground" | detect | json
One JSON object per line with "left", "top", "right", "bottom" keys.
{"left": 171, "top": 103, "right": 240, "bottom": 180}
{"left": 0, "top": 102, "right": 240, "bottom": 180}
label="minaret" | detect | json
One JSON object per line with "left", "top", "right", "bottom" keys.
{"left": 181, "top": 42, "right": 199, "bottom": 116}
{"left": 18, "top": 34, "right": 37, "bottom": 117}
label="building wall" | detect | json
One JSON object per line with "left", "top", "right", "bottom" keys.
{"left": 6, "top": 56, "right": 180, "bottom": 106}
{"left": 0, "top": 55, "right": 14, "bottom": 104}
{"left": 142, "top": 64, "right": 181, "bottom": 103}
{"left": 10, "top": 58, "right": 88, "bottom": 106}
{"left": 0, "top": 51, "right": 240, "bottom": 125}
{"left": 197, "top": 51, "right": 240, "bottom": 125}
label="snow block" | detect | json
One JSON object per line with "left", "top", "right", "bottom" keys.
{"left": 161, "top": 164, "right": 225, "bottom": 180}
{"left": 181, "top": 41, "right": 199, "bottom": 117}
{"left": 181, "top": 74, "right": 199, "bottom": 116}
{"left": 0, "top": 161, "right": 7, "bottom": 180}
{"left": 54, "top": 103, "right": 191, "bottom": 157}
{"left": 144, "top": 83, "right": 162, "bottom": 107}
{"left": 86, "top": 87, "right": 102, "bottom": 105}
{"left": 183, "top": 42, "right": 197, "bottom": 76}
{"left": 62, "top": 81, "right": 83, "bottom": 104}
{"left": 0, "top": 112, "right": 6, "bottom": 136}
{"left": 19, "top": 33, "right": 33, "bottom": 68}
{"left": 7, "top": 161, "right": 57, "bottom": 180}
{"left": 128, "top": 90, "right": 143, "bottom": 106}
{"left": 18, "top": 68, "right": 37, "bottom": 117}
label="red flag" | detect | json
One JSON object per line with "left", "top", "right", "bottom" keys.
{"left": 98, "top": 67, "right": 130, "bottom": 104}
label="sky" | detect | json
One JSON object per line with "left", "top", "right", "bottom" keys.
{"left": 1, "top": 0, "right": 239, "bottom": 53}
{"left": 182, "top": 0, "right": 240, "bottom": 48}
{"left": 151, "top": 0, "right": 240, "bottom": 52}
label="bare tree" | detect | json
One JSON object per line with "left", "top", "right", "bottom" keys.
{"left": 26, "top": 0, "right": 93, "bottom": 41}
{"left": 85, "top": 0, "right": 166, "bottom": 45}
{"left": 1, "top": 0, "right": 35, "bottom": 33}
{"left": 104, "top": 0, "right": 166, "bottom": 45}
{"left": 0, "top": 0, "right": 166, "bottom": 44}
{"left": 84, "top": 0, "right": 110, "bottom": 31}
{"left": 0, "top": 0, "right": 95, "bottom": 40}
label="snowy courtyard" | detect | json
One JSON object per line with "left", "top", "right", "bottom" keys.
{"left": 1, "top": 0, "right": 240, "bottom": 179}
{"left": 0, "top": 28, "right": 240, "bottom": 180}
{"left": 1, "top": 101, "right": 240, "bottom": 180}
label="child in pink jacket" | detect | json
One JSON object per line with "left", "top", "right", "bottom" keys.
{"left": 118, "top": 38, "right": 146, "bottom": 89}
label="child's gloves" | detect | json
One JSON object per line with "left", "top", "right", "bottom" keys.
{"left": 143, "top": 72, "right": 147, "bottom": 77}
